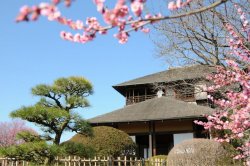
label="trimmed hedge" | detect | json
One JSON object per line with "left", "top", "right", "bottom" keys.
{"left": 147, "top": 155, "right": 167, "bottom": 166}
{"left": 67, "top": 126, "right": 136, "bottom": 157}
{"left": 167, "top": 138, "right": 239, "bottom": 166}
{"left": 60, "top": 141, "right": 95, "bottom": 158}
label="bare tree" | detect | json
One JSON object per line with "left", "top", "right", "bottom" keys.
{"left": 153, "top": 0, "right": 250, "bottom": 67}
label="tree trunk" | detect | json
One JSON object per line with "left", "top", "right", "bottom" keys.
{"left": 54, "top": 132, "right": 62, "bottom": 145}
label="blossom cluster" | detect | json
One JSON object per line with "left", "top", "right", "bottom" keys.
{"left": 16, "top": 0, "right": 152, "bottom": 44}
{"left": 16, "top": 0, "right": 209, "bottom": 44}
{"left": 0, "top": 120, "right": 34, "bottom": 147}
{"left": 168, "top": 0, "right": 193, "bottom": 10}
{"left": 195, "top": 5, "right": 250, "bottom": 164}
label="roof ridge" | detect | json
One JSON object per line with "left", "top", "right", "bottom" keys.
{"left": 113, "top": 70, "right": 166, "bottom": 87}
{"left": 113, "top": 65, "right": 214, "bottom": 88}
{"left": 88, "top": 96, "right": 214, "bottom": 124}
{"left": 167, "top": 64, "right": 204, "bottom": 70}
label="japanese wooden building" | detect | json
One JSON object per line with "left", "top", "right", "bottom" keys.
{"left": 89, "top": 65, "right": 215, "bottom": 158}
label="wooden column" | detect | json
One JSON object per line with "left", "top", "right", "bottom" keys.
{"left": 148, "top": 122, "right": 152, "bottom": 158}
{"left": 132, "top": 89, "right": 134, "bottom": 104}
{"left": 152, "top": 121, "right": 157, "bottom": 156}
{"left": 125, "top": 91, "right": 127, "bottom": 105}
{"left": 148, "top": 121, "right": 156, "bottom": 157}
{"left": 149, "top": 134, "right": 152, "bottom": 157}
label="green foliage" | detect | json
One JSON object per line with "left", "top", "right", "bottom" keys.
{"left": 167, "top": 138, "right": 238, "bottom": 166}
{"left": 11, "top": 105, "right": 70, "bottom": 135}
{"left": 68, "top": 126, "right": 136, "bottom": 157}
{"left": 32, "top": 76, "right": 93, "bottom": 106}
{"left": 10, "top": 76, "right": 93, "bottom": 145}
{"left": 218, "top": 142, "right": 244, "bottom": 165}
{"left": 16, "top": 130, "right": 41, "bottom": 142}
{"left": 60, "top": 141, "right": 95, "bottom": 158}
{"left": 148, "top": 155, "right": 167, "bottom": 160}
{"left": 146, "top": 155, "right": 167, "bottom": 166}
{"left": 0, "top": 132, "right": 64, "bottom": 164}
{"left": 67, "top": 114, "right": 93, "bottom": 136}
{"left": 4, "top": 76, "right": 93, "bottom": 164}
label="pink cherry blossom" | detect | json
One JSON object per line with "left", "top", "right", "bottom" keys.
{"left": 93, "top": 0, "right": 105, "bottom": 12}
{"left": 141, "top": 28, "right": 150, "bottom": 33}
{"left": 0, "top": 120, "right": 35, "bottom": 147}
{"left": 131, "top": 1, "right": 144, "bottom": 17}
{"left": 114, "top": 31, "right": 128, "bottom": 44}
{"left": 17, "top": 0, "right": 232, "bottom": 44}
{"left": 195, "top": 7, "right": 250, "bottom": 164}
{"left": 168, "top": 0, "right": 193, "bottom": 10}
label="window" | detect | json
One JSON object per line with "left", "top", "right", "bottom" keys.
{"left": 174, "top": 133, "right": 194, "bottom": 145}
{"left": 174, "top": 84, "right": 195, "bottom": 101}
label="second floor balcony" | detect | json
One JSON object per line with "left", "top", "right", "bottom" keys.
{"left": 126, "top": 94, "right": 157, "bottom": 105}
{"left": 126, "top": 92, "right": 196, "bottom": 106}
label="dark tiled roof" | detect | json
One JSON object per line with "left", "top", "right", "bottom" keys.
{"left": 89, "top": 97, "right": 214, "bottom": 124}
{"left": 113, "top": 65, "right": 215, "bottom": 87}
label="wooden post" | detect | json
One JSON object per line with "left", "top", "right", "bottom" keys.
{"left": 132, "top": 89, "right": 134, "bottom": 104}
{"left": 97, "top": 157, "right": 100, "bottom": 166}
{"left": 103, "top": 157, "right": 105, "bottom": 166}
{"left": 124, "top": 156, "right": 127, "bottom": 166}
{"left": 64, "top": 156, "right": 67, "bottom": 166}
{"left": 148, "top": 122, "right": 153, "bottom": 158}
{"left": 117, "top": 157, "right": 121, "bottom": 166}
{"left": 108, "top": 157, "right": 112, "bottom": 166}
{"left": 129, "top": 157, "right": 132, "bottom": 166}
{"left": 83, "top": 158, "right": 86, "bottom": 166}
{"left": 73, "top": 156, "right": 76, "bottom": 166}
{"left": 69, "top": 156, "right": 71, "bottom": 166}
{"left": 152, "top": 121, "right": 157, "bottom": 156}
{"left": 78, "top": 156, "right": 81, "bottom": 166}
{"left": 89, "top": 158, "right": 92, "bottom": 166}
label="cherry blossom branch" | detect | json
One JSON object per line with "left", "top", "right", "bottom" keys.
{"left": 195, "top": 4, "right": 250, "bottom": 164}
{"left": 16, "top": 0, "right": 229, "bottom": 44}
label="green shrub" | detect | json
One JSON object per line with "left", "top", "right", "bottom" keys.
{"left": 68, "top": 126, "right": 136, "bottom": 157}
{"left": 167, "top": 138, "right": 238, "bottom": 166}
{"left": 148, "top": 155, "right": 167, "bottom": 160}
{"left": 218, "top": 142, "right": 244, "bottom": 165}
{"left": 146, "top": 155, "right": 167, "bottom": 166}
{"left": 60, "top": 141, "right": 95, "bottom": 158}
{"left": 0, "top": 141, "right": 63, "bottom": 164}
{"left": 0, "top": 131, "right": 64, "bottom": 165}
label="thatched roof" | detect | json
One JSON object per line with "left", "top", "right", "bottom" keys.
{"left": 113, "top": 65, "right": 215, "bottom": 88}
{"left": 89, "top": 97, "right": 214, "bottom": 124}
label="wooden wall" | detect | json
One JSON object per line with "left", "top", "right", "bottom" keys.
{"left": 155, "top": 120, "right": 193, "bottom": 132}
{"left": 116, "top": 120, "right": 193, "bottom": 135}
{"left": 117, "top": 122, "right": 149, "bottom": 134}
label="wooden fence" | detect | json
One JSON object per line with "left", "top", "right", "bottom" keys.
{"left": 0, "top": 156, "right": 167, "bottom": 166}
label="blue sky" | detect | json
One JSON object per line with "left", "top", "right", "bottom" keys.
{"left": 0, "top": 1, "right": 167, "bottom": 141}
